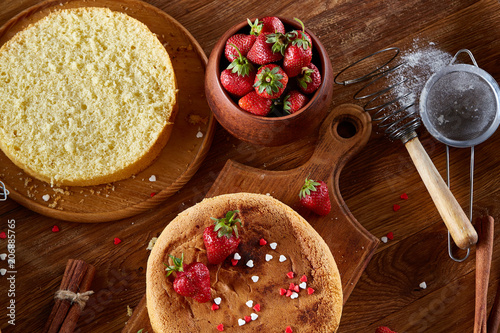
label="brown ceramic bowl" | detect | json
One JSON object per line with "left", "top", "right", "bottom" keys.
{"left": 205, "top": 17, "right": 334, "bottom": 146}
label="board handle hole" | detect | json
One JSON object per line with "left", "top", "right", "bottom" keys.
{"left": 336, "top": 119, "right": 357, "bottom": 138}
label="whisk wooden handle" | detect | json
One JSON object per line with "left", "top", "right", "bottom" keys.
{"left": 404, "top": 137, "right": 478, "bottom": 249}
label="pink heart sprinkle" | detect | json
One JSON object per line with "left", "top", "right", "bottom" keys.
{"left": 393, "top": 204, "right": 401, "bottom": 212}
{"left": 400, "top": 193, "right": 408, "bottom": 200}
{"left": 300, "top": 275, "right": 307, "bottom": 283}
{"left": 253, "top": 303, "right": 261, "bottom": 312}
{"left": 51, "top": 225, "right": 60, "bottom": 233}
{"left": 259, "top": 238, "right": 267, "bottom": 246}
{"left": 113, "top": 237, "right": 122, "bottom": 245}
{"left": 216, "top": 323, "right": 224, "bottom": 331}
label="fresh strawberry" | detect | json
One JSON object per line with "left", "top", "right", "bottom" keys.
{"left": 299, "top": 177, "right": 331, "bottom": 216}
{"left": 165, "top": 254, "right": 211, "bottom": 303}
{"left": 283, "top": 90, "right": 309, "bottom": 114}
{"left": 283, "top": 19, "right": 313, "bottom": 77}
{"left": 297, "top": 63, "right": 321, "bottom": 94}
{"left": 224, "top": 34, "right": 256, "bottom": 62}
{"left": 248, "top": 17, "right": 285, "bottom": 35}
{"left": 220, "top": 44, "right": 255, "bottom": 96}
{"left": 238, "top": 91, "right": 273, "bottom": 116}
{"left": 254, "top": 64, "right": 288, "bottom": 99}
{"left": 203, "top": 210, "right": 242, "bottom": 265}
{"left": 375, "top": 326, "right": 397, "bottom": 333}
{"left": 247, "top": 33, "right": 283, "bottom": 65}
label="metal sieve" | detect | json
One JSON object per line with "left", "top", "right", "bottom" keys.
{"left": 420, "top": 49, "right": 500, "bottom": 261}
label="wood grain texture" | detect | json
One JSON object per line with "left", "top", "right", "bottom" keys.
{"left": 0, "top": 0, "right": 500, "bottom": 332}
{"left": 0, "top": 0, "right": 216, "bottom": 222}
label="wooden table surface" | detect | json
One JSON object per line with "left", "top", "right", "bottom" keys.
{"left": 1, "top": 0, "right": 500, "bottom": 332}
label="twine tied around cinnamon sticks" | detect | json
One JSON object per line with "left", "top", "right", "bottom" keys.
{"left": 43, "top": 259, "right": 96, "bottom": 333}
{"left": 54, "top": 290, "right": 94, "bottom": 310}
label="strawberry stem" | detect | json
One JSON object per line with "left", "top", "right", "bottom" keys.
{"left": 210, "top": 210, "right": 241, "bottom": 238}
{"left": 254, "top": 66, "right": 284, "bottom": 96}
{"left": 164, "top": 253, "right": 184, "bottom": 276}
{"left": 247, "top": 18, "right": 262, "bottom": 36}
{"left": 226, "top": 43, "right": 254, "bottom": 77}
{"left": 299, "top": 177, "right": 321, "bottom": 199}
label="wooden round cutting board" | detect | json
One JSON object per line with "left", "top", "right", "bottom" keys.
{"left": 0, "top": 0, "right": 215, "bottom": 222}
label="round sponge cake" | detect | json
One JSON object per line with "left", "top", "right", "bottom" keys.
{"left": 146, "top": 193, "right": 343, "bottom": 332}
{"left": 0, "top": 7, "right": 177, "bottom": 186}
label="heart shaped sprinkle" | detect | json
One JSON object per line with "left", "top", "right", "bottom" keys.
{"left": 238, "top": 319, "right": 246, "bottom": 326}
{"left": 214, "top": 297, "right": 222, "bottom": 305}
{"left": 279, "top": 288, "right": 286, "bottom": 296}
{"left": 113, "top": 237, "right": 122, "bottom": 245}
{"left": 419, "top": 281, "right": 427, "bottom": 289}
{"left": 251, "top": 276, "right": 259, "bottom": 283}
{"left": 211, "top": 303, "right": 219, "bottom": 311}
{"left": 231, "top": 259, "right": 238, "bottom": 266}
{"left": 387, "top": 232, "right": 394, "bottom": 240}
{"left": 300, "top": 275, "right": 307, "bottom": 283}
{"left": 400, "top": 193, "right": 409, "bottom": 200}
{"left": 0, "top": 232, "right": 5, "bottom": 239}
{"left": 259, "top": 238, "right": 267, "bottom": 246}
{"left": 216, "top": 323, "right": 224, "bottom": 332}
{"left": 299, "top": 282, "right": 307, "bottom": 289}
{"left": 0, "top": 253, "right": 6, "bottom": 260}
{"left": 251, "top": 313, "right": 259, "bottom": 321}
{"left": 270, "top": 242, "right": 277, "bottom": 250}
{"left": 42, "top": 194, "right": 50, "bottom": 201}
{"left": 381, "top": 236, "right": 388, "bottom": 243}
{"left": 307, "top": 287, "right": 315, "bottom": 295}
{"left": 289, "top": 283, "right": 295, "bottom": 290}
{"left": 286, "top": 290, "right": 293, "bottom": 297}
{"left": 285, "top": 326, "right": 293, "bottom": 333}
{"left": 234, "top": 253, "right": 241, "bottom": 260}
{"left": 253, "top": 303, "right": 261, "bottom": 312}
{"left": 244, "top": 316, "right": 252, "bottom": 323}
{"left": 265, "top": 254, "right": 273, "bottom": 262}
{"left": 0, "top": 268, "right": 6, "bottom": 276}
{"left": 290, "top": 292, "right": 299, "bottom": 299}
{"left": 246, "top": 300, "right": 253, "bottom": 308}
{"left": 393, "top": 204, "right": 401, "bottom": 212}
{"left": 150, "top": 192, "right": 156, "bottom": 197}
{"left": 286, "top": 271, "right": 294, "bottom": 279}
{"left": 279, "top": 255, "right": 287, "bottom": 262}
{"left": 149, "top": 175, "right": 157, "bottom": 182}
{"left": 246, "top": 260, "right": 254, "bottom": 268}
{"left": 51, "top": 225, "right": 60, "bottom": 233}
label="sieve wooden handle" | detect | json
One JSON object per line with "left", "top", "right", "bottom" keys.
{"left": 404, "top": 137, "right": 478, "bottom": 249}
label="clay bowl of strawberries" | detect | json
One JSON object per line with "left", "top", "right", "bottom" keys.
{"left": 205, "top": 16, "right": 334, "bottom": 147}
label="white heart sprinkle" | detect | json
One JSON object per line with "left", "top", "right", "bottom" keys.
{"left": 196, "top": 131, "right": 203, "bottom": 138}
{"left": 42, "top": 194, "right": 50, "bottom": 202}
{"left": 279, "top": 255, "right": 287, "bottom": 262}
{"left": 266, "top": 193, "right": 270, "bottom": 196}
{"left": 381, "top": 236, "right": 388, "bottom": 243}
{"left": 0, "top": 253, "right": 6, "bottom": 260}
{"left": 214, "top": 297, "right": 221, "bottom": 305}
{"left": 234, "top": 253, "right": 241, "bottom": 260}
{"left": 299, "top": 282, "right": 307, "bottom": 289}
{"left": 0, "top": 268, "right": 6, "bottom": 276}
{"left": 270, "top": 242, "right": 277, "bottom": 250}
{"left": 251, "top": 313, "right": 258, "bottom": 321}
{"left": 251, "top": 276, "right": 259, "bottom": 283}
{"left": 290, "top": 292, "right": 299, "bottom": 299}
{"left": 7, "top": 259, "right": 14, "bottom": 265}
{"left": 246, "top": 300, "right": 253, "bottom": 308}
{"left": 265, "top": 254, "right": 273, "bottom": 262}
{"left": 419, "top": 282, "right": 427, "bottom": 289}
{"left": 246, "top": 260, "right": 254, "bottom": 268}
{"left": 238, "top": 318, "right": 246, "bottom": 326}
{"left": 149, "top": 175, "right": 156, "bottom": 182}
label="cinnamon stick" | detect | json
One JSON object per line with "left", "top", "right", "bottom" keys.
{"left": 59, "top": 264, "right": 96, "bottom": 333}
{"left": 474, "top": 216, "right": 494, "bottom": 333}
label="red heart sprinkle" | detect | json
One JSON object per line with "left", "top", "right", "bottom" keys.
{"left": 393, "top": 204, "right": 401, "bottom": 212}
{"left": 289, "top": 283, "right": 295, "bottom": 290}
{"left": 51, "top": 225, "right": 60, "bottom": 233}
{"left": 0, "top": 231, "right": 6, "bottom": 239}
{"left": 216, "top": 323, "right": 224, "bottom": 331}
{"left": 253, "top": 303, "right": 261, "bottom": 312}
{"left": 285, "top": 326, "right": 293, "bottom": 333}
{"left": 211, "top": 303, "right": 219, "bottom": 311}
{"left": 300, "top": 275, "right": 307, "bottom": 283}
{"left": 259, "top": 238, "right": 267, "bottom": 246}
{"left": 387, "top": 232, "right": 394, "bottom": 240}
{"left": 245, "top": 316, "right": 251, "bottom": 323}
{"left": 400, "top": 193, "right": 408, "bottom": 200}
{"left": 150, "top": 192, "right": 156, "bottom": 197}
{"left": 293, "top": 284, "right": 300, "bottom": 292}
{"left": 307, "top": 287, "right": 315, "bottom": 295}
{"left": 286, "top": 271, "right": 294, "bottom": 279}
{"left": 280, "top": 288, "right": 287, "bottom": 296}
{"left": 286, "top": 290, "right": 293, "bottom": 297}
{"left": 231, "top": 259, "right": 238, "bottom": 266}
{"left": 113, "top": 237, "right": 122, "bottom": 245}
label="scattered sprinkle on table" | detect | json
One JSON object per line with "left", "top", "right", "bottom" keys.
{"left": 419, "top": 281, "right": 427, "bottom": 289}
{"left": 0, "top": 231, "right": 6, "bottom": 239}
{"left": 113, "top": 237, "right": 122, "bottom": 245}
{"left": 51, "top": 225, "right": 60, "bottom": 232}
{"left": 0, "top": 268, "right": 6, "bottom": 276}
{"left": 149, "top": 175, "right": 157, "bottom": 182}
{"left": 0, "top": 253, "right": 7, "bottom": 260}
{"left": 393, "top": 204, "right": 401, "bottom": 212}
{"left": 381, "top": 236, "right": 388, "bottom": 243}
{"left": 196, "top": 131, "right": 203, "bottom": 138}
{"left": 400, "top": 193, "right": 409, "bottom": 200}
{"left": 150, "top": 192, "right": 156, "bottom": 197}
{"left": 387, "top": 232, "right": 394, "bottom": 240}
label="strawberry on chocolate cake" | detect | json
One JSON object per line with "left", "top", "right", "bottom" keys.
{"left": 146, "top": 193, "right": 343, "bottom": 332}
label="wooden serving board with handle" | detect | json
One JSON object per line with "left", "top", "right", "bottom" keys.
{"left": 123, "top": 103, "right": 379, "bottom": 332}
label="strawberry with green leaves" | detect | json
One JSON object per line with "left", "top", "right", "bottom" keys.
{"left": 297, "top": 63, "right": 321, "bottom": 94}
{"left": 254, "top": 64, "right": 288, "bottom": 99}
{"left": 375, "top": 326, "right": 397, "bottom": 333}
{"left": 165, "top": 253, "right": 211, "bottom": 303}
{"left": 238, "top": 91, "right": 273, "bottom": 116}
{"left": 299, "top": 177, "right": 331, "bottom": 216}
{"left": 283, "top": 90, "right": 309, "bottom": 114}
{"left": 248, "top": 17, "right": 285, "bottom": 35}
{"left": 203, "top": 210, "right": 242, "bottom": 265}
{"left": 283, "top": 19, "right": 313, "bottom": 77}
{"left": 224, "top": 34, "right": 256, "bottom": 62}
{"left": 220, "top": 44, "right": 255, "bottom": 97}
